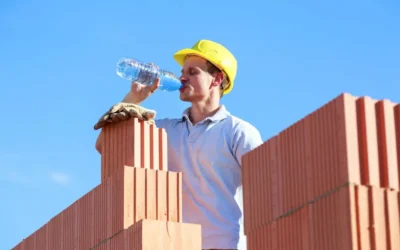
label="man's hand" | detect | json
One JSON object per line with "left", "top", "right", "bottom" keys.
{"left": 122, "top": 78, "right": 160, "bottom": 104}
{"left": 93, "top": 78, "right": 159, "bottom": 130}
{"left": 93, "top": 102, "right": 156, "bottom": 130}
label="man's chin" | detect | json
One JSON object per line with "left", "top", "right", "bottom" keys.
{"left": 179, "top": 95, "right": 191, "bottom": 102}
{"left": 179, "top": 91, "right": 191, "bottom": 101}
{"left": 179, "top": 91, "right": 206, "bottom": 103}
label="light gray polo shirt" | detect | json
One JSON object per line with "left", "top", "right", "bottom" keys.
{"left": 155, "top": 105, "right": 263, "bottom": 249}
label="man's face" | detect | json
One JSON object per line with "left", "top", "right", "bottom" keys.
{"left": 178, "top": 55, "right": 217, "bottom": 102}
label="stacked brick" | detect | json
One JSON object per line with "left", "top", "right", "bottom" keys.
{"left": 242, "top": 93, "right": 400, "bottom": 250}
{"left": 100, "top": 118, "right": 168, "bottom": 180}
{"left": 12, "top": 118, "right": 202, "bottom": 249}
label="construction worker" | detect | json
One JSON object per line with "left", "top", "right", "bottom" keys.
{"left": 96, "top": 39, "right": 263, "bottom": 250}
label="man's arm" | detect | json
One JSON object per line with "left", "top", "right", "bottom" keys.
{"left": 231, "top": 121, "right": 263, "bottom": 229}
{"left": 232, "top": 121, "right": 263, "bottom": 166}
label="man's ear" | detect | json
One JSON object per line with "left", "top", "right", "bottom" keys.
{"left": 211, "top": 72, "right": 225, "bottom": 87}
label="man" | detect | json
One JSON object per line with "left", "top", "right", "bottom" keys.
{"left": 97, "top": 39, "right": 263, "bottom": 250}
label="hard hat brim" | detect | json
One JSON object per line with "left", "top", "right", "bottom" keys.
{"left": 173, "top": 48, "right": 234, "bottom": 95}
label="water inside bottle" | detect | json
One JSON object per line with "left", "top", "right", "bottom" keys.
{"left": 159, "top": 70, "right": 182, "bottom": 91}
{"left": 116, "top": 58, "right": 182, "bottom": 91}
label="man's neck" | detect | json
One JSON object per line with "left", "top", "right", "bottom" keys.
{"left": 189, "top": 101, "right": 221, "bottom": 125}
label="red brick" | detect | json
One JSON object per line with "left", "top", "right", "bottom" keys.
{"left": 34, "top": 224, "right": 47, "bottom": 250}
{"left": 106, "top": 219, "right": 201, "bottom": 250}
{"left": 384, "top": 189, "right": 400, "bottom": 249}
{"left": 356, "top": 185, "right": 371, "bottom": 250}
{"left": 24, "top": 235, "right": 35, "bottom": 250}
{"left": 335, "top": 94, "right": 361, "bottom": 188}
{"left": 356, "top": 97, "right": 380, "bottom": 186}
{"left": 100, "top": 118, "right": 169, "bottom": 182}
{"left": 368, "top": 186, "right": 387, "bottom": 250}
{"left": 156, "top": 170, "right": 168, "bottom": 221}
{"left": 77, "top": 191, "right": 94, "bottom": 249}
{"left": 301, "top": 206, "right": 311, "bottom": 250}
{"left": 255, "top": 145, "right": 263, "bottom": 234}
{"left": 376, "top": 100, "right": 399, "bottom": 190}
{"left": 158, "top": 127, "right": 168, "bottom": 171}
{"left": 47, "top": 211, "right": 63, "bottom": 250}
{"left": 393, "top": 104, "right": 400, "bottom": 190}
{"left": 149, "top": 124, "right": 159, "bottom": 170}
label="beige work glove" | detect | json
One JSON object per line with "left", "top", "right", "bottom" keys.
{"left": 94, "top": 102, "right": 156, "bottom": 130}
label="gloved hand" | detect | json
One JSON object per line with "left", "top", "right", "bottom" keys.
{"left": 94, "top": 102, "right": 156, "bottom": 130}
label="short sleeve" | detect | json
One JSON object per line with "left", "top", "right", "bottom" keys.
{"left": 232, "top": 121, "right": 263, "bottom": 167}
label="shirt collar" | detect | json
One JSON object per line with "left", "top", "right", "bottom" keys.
{"left": 181, "top": 105, "right": 229, "bottom": 123}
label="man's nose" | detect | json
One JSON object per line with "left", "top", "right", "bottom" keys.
{"left": 180, "top": 75, "right": 188, "bottom": 83}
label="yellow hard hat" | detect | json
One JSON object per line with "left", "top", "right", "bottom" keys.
{"left": 173, "top": 39, "right": 237, "bottom": 94}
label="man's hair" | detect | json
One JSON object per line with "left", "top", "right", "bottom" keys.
{"left": 206, "top": 61, "right": 230, "bottom": 98}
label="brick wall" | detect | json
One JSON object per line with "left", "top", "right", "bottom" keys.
{"left": 242, "top": 93, "right": 400, "bottom": 250}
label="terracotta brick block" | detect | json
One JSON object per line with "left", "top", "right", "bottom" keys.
{"left": 102, "top": 219, "right": 201, "bottom": 250}
{"left": 384, "top": 189, "right": 400, "bottom": 250}
{"left": 242, "top": 137, "right": 277, "bottom": 235}
{"left": 334, "top": 93, "right": 362, "bottom": 186}
{"left": 100, "top": 118, "right": 169, "bottom": 182}
{"left": 47, "top": 211, "right": 63, "bottom": 249}
{"left": 376, "top": 100, "right": 399, "bottom": 190}
{"left": 356, "top": 185, "right": 392, "bottom": 250}
{"left": 63, "top": 199, "right": 78, "bottom": 250}
{"left": 356, "top": 96, "right": 381, "bottom": 187}
{"left": 77, "top": 191, "right": 95, "bottom": 249}
{"left": 34, "top": 224, "right": 47, "bottom": 250}
{"left": 329, "top": 184, "right": 358, "bottom": 250}
{"left": 393, "top": 104, "right": 400, "bottom": 190}
{"left": 367, "top": 186, "right": 388, "bottom": 250}
{"left": 355, "top": 185, "right": 371, "bottom": 250}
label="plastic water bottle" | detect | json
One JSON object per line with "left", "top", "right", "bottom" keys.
{"left": 116, "top": 58, "right": 182, "bottom": 92}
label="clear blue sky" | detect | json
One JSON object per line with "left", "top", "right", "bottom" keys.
{"left": 1, "top": 0, "right": 399, "bottom": 249}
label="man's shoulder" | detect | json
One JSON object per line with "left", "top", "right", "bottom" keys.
{"left": 223, "top": 113, "right": 264, "bottom": 163}
{"left": 225, "top": 113, "right": 261, "bottom": 136}
{"left": 223, "top": 112, "right": 264, "bottom": 148}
